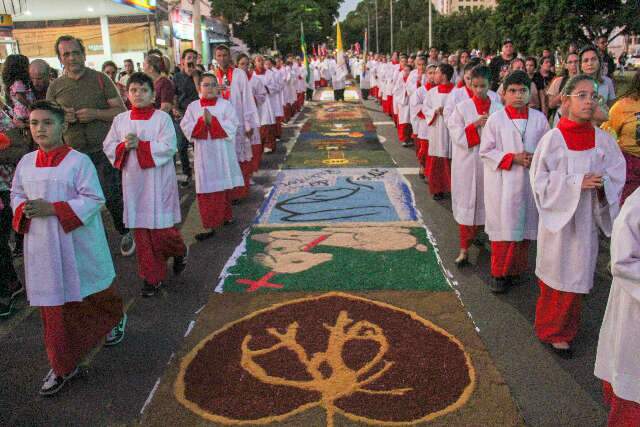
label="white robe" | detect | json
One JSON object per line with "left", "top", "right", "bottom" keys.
{"left": 444, "top": 87, "right": 500, "bottom": 130}
{"left": 448, "top": 97, "right": 504, "bottom": 225}
{"left": 180, "top": 99, "right": 244, "bottom": 194}
{"left": 595, "top": 187, "right": 640, "bottom": 404}
{"left": 480, "top": 108, "right": 549, "bottom": 242}
{"left": 248, "top": 73, "right": 268, "bottom": 146}
{"left": 223, "top": 68, "right": 259, "bottom": 163}
{"left": 423, "top": 86, "right": 454, "bottom": 158}
{"left": 393, "top": 75, "right": 411, "bottom": 124}
{"left": 332, "top": 63, "right": 347, "bottom": 90}
{"left": 252, "top": 70, "right": 276, "bottom": 126}
{"left": 407, "top": 71, "right": 427, "bottom": 135}
{"left": 412, "top": 86, "right": 429, "bottom": 140}
{"left": 530, "top": 127, "right": 625, "bottom": 293}
{"left": 265, "top": 68, "right": 284, "bottom": 118}
{"left": 11, "top": 149, "right": 115, "bottom": 306}
{"left": 103, "top": 110, "right": 181, "bottom": 229}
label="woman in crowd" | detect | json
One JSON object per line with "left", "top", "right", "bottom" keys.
{"left": 579, "top": 45, "right": 617, "bottom": 124}
{"left": 546, "top": 52, "right": 580, "bottom": 125}
{"left": 102, "top": 61, "right": 128, "bottom": 108}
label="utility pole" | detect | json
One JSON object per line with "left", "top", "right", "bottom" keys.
{"left": 375, "top": 0, "right": 379, "bottom": 53}
{"left": 367, "top": 0, "right": 371, "bottom": 53}
{"left": 428, "top": 0, "right": 432, "bottom": 48}
{"left": 193, "top": 0, "right": 202, "bottom": 53}
{"left": 390, "top": 0, "right": 393, "bottom": 52}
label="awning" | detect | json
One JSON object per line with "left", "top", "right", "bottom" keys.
{"left": 13, "top": 0, "right": 153, "bottom": 21}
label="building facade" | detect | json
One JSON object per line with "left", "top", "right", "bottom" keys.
{"left": 434, "top": 0, "right": 497, "bottom": 15}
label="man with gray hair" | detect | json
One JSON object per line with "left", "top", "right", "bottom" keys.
{"left": 29, "top": 59, "right": 51, "bottom": 101}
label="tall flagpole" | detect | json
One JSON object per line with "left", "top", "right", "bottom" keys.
{"left": 390, "top": 0, "right": 393, "bottom": 52}
{"left": 375, "top": 0, "right": 379, "bottom": 53}
{"left": 367, "top": 0, "right": 371, "bottom": 53}
{"left": 428, "top": 0, "right": 432, "bottom": 48}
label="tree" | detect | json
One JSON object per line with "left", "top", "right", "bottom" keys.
{"left": 210, "top": 0, "right": 342, "bottom": 54}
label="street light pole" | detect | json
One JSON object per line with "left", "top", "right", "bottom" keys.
{"left": 375, "top": 0, "right": 379, "bottom": 53}
{"left": 428, "top": 0, "right": 432, "bottom": 48}
{"left": 390, "top": 0, "right": 393, "bottom": 53}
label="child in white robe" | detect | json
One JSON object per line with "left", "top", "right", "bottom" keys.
{"left": 530, "top": 74, "right": 625, "bottom": 357}
{"left": 251, "top": 55, "right": 277, "bottom": 154}
{"left": 237, "top": 53, "right": 266, "bottom": 172}
{"left": 265, "top": 57, "right": 285, "bottom": 141}
{"left": 423, "top": 63, "right": 456, "bottom": 199}
{"left": 104, "top": 73, "right": 187, "bottom": 298}
{"left": 394, "top": 63, "right": 413, "bottom": 146}
{"left": 412, "top": 64, "right": 437, "bottom": 178}
{"left": 449, "top": 65, "right": 503, "bottom": 267}
{"left": 12, "top": 100, "right": 125, "bottom": 396}
{"left": 181, "top": 73, "right": 243, "bottom": 241}
{"left": 595, "top": 187, "right": 640, "bottom": 425}
{"left": 480, "top": 70, "right": 549, "bottom": 293}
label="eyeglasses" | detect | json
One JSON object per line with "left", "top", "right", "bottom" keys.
{"left": 566, "top": 92, "right": 603, "bottom": 103}
{"left": 506, "top": 88, "right": 530, "bottom": 95}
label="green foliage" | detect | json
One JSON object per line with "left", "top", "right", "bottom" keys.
{"left": 210, "top": 0, "right": 342, "bottom": 54}
{"left": 339, "top": 0, "right": 639, "bottom": 55}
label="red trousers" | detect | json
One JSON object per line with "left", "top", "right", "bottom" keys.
{"left": 416, "top": 139, "right": 430, "bottom": 169}
{"left": 134, "top": 227, "right": 187, "bottom": 285}
{"left": 297, "top": 92, "right": 305, "bottom": 109}
{"left": 459, "top": 224, "right": 481, "bottom": 250}
{"left": 197, "top": 191, "right": 232, "bottom": 229}
{"left": 275, "top": 117, "right": 283, "bottom": 138}
{"left": 251, "top": 144, "right": 263, "bottom": 172}
{"left": 427, "top": 156, "right": 451, "bottom": 195}
{"left": 261, "top": 125, "right": 276, "bottom": 151}
{"left": 230, "top": 161, "right": 252, "bottom": 201}
{"left": 397, "top": 123, "right": 412, "bottom": 142}
{"left": 490, "top": 240, "right": 530, "bottom": 277}
{"left": 41, "top": 285, "right": 123, "bottom": 376}
{"left": 603, "top": 381, "right": 640, "bottom": 427}
{"left": 284, "top": 103, "right": 292, "bottom": 122}
{"left": 319, "top": 78, "right": 328, "bottom": 88}
{"left": 534, "top": 279, "right": 582, "bottom": 344}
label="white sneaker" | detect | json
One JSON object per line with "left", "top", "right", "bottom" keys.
{"left": 120, "top": 232, "right": 136, "bottom": 257}
{"left": 39, "top": 367, "right": 79, "bottom": 396}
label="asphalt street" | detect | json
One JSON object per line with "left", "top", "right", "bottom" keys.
{"left": 0, "top": 98, "right": 610, "bottom": 427}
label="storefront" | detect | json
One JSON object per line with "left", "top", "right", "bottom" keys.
{"left": 10, "top": 0, "right": 159, "bottom": 69}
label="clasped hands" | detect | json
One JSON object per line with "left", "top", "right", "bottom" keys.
{"left": 23, "top": 199, "right": 54, "bottom": 219}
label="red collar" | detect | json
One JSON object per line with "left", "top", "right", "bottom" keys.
{"left": 505, "top": 105, "right": 528, "bottom": 119}
{"left": 246, "top": 70, "right": 253, "bottom": 80}
{"left": 216, "top": 67, "right": 234, "bottom": 82}
{"left": 130, "top": 105, "right": 155, "bottom": 120}
{"left": 200, "top": 97, "right": 218, "bottom": 107}
{"left": 457, "top": 80, "right": 465, "bottom": 88}
{"left": 471, "top": 95, "right": 491, "bottom": 115}
{"left": 254, "top": 68, "right": 265, "bottom": 75}
{"left": 36, "top": 144, "right": 71, "bottom": 167}
{"left": 437, "top": 83, "right": 454, "bottom": 93}
{"left": 557, "top": 117, "right": 595, "bottom": 151}
{"left": 391, "top": 60, "right": 399, "bottom": 65}
{"left": 402, "top": 74, "right": 408, "bottom": 82}
{"left": 464, "top": 86, "right": 473, "bottom": 99}
{"left": 425, "top": 82, "right": 435, "bottom": 90}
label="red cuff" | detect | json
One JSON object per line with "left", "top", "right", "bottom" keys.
{"left": 114, "top": 142, "right": 128, "bottom": 170}
{"left": 53, "top": 201, "right": 83, "bottom": 233}
{"left": 498, "top": 153, "right": 515, "bottom": 170}
{"left": 428, "top": 113, "right": 438, "bottom": 126}
{"left": 464, "top": 124, "right": 481, "bottom": 148}
{"left": 191, "top": 117, "right": 209, "bottom": 139}
{"left": 417, "top": 111, "right": 426, "bottom": 120}
{"left": 136, "top": 140, "right": 155, "bottom": 169}
{"left": 12, "top": 201, "right": 30, "bottom": 234}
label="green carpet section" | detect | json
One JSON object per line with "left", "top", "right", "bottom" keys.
{"left": 286, "top": 102, "right": 394, "bottom": 169}
{"left": 221, "top": 226, "right": 451, "bottom": 293}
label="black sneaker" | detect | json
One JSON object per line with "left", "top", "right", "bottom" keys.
{"left": 195, "top": 230, "right": 216, "bottom": 241}
{"left": 433, "top": 193, "right": 445, "bottom": 201}
{"left": 173, "top": 247, "right": 189, "bottom": 275}
{"left": 105, "top": 313, "right": 127, "bottom": 347}
{"left": 39, "top": 367, "right": 79, "bottom": 396}
{"left": 141, "top": 281, "right": 163, "bottom": 298}
{"left": 223, "top": 219, "right": 235, "bottom": 226}
{"left": 489, "top": 277, "right": 509, "bottom": 294}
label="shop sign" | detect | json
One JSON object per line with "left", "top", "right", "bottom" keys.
{"left": 111, "top": 0, "right": 157, "bottom": 13}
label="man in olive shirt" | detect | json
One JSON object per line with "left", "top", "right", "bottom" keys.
{"left": 46, "top": 35, "right": 134, "bottom": 256}
{"left": 172, "top": 48, "right": 198, "bottom": 187}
